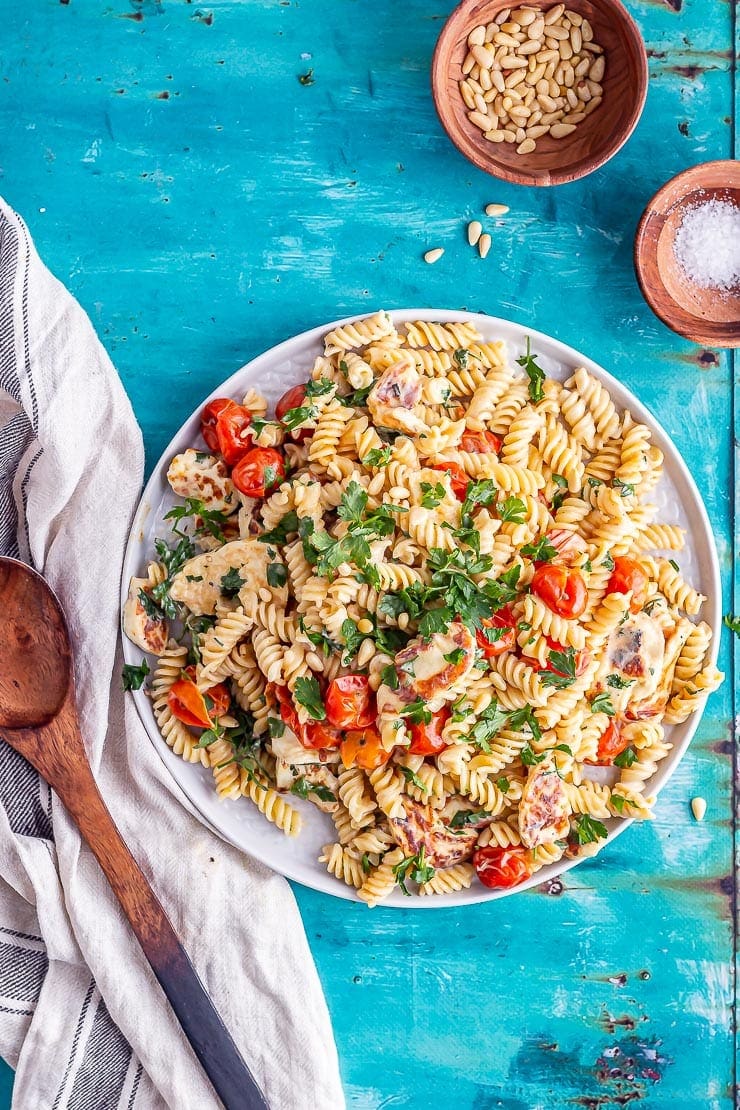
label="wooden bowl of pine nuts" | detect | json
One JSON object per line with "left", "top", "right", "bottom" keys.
{"left": 431, "top": 0, "right": 648, "bottom": 187}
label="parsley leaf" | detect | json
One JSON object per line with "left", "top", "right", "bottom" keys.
{"left": 613, "top": 477, "right": 635, "bottom": 497}
{"left": 610, "top": 792, "right": 627, "bottom": 815}
{"left": 399, "top": 699, "right": 432, "bottom": 726}
{"left": 380, "top": 663, "right": 399, "bottom": 690}
{"left": 399, "top": 766, "right": 429, "bottom": 793}
{"left": 392, "top": 846, "right": 435, "bottom": 895}
{"left": 138, "top": 588, "right": 164, "bottom": 621}
{"left": 340, "top": 618, "right": 365, "bottom": 662}
{"left": 449, "top": 808, "right": 489, "bottom": 830}
{"left": 121, "top": 659, "right": 149, "bottom": 691}
{"left": 363, "top": 446, "right": 392, "bottom": 468}
{"left": 453, "top": 348, "right": 469, "bottom": 368}
{"left": 420, "top": 481, "right": 446, "bottom": 510}
{"left": 259, "top": 510, "right": 300, "bottom": 545}
{"left": 444, "top": 647, "right": 465, "bottom": 665}
{"left": 540, "top": 647, "right": 577, "bottom": 689}
{"left": 613, "top": 747, "right": 636, "bottom": 769}
{"left": 346, "top": 384, "right": 374, "bottom": 407}
{"left": 164, "top": 497, "right": 230, "bottom": 542}
{"left": 221, "top": 567, "right": 246, "bottom": 597}
{"left": 505, "top": 705, "right": 542, "bottom": 742}
{"left": 467, "top": 700, "right": 510, "bottom": 752}
{"left": 266, "top": 562, "right": 288, "bottom": 589}
{"left": 606, "top": 673, "right": 633, "bottom": 690}
{"left": 460, "top": 479, "right": 497, "bottom": 522}
{"left": 590, "top": 691, "right": 616, "bottom": 716}
{"left": 601, "top": 551, "right": 615, "bottom": 571}
{"left": 723, "top": 613, "right": 740, "bottom": 635}
{"left": 290, "top": 777, "right": 335, "bottom": 803}
{"left": 521, "top": 535, "right": 558, "bottom": 563}
{"left": 293, "top": 676, "right": 326, "bottom": 721}
{"left": 497, "top": 495, "right": 527, "bottom": 524}
{"left": 337, "top": 480, "right": 368, "bottom": 524}
{"left": 516, "top": 336, "right": 545, "bottom": 403}
{"left": 496, "top": 775, "right": 510, "bottom": 793}
{"left": 573, "top": 814, "right": 608, "bottom": 844}
{"left": 267, "top": 716, "right": 285, "bottom": 738}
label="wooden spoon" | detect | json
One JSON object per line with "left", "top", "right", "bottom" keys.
{"left": 0, "top": 557, "right": 269, "bottom": 1110}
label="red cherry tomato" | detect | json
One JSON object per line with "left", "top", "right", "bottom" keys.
{"left": 167, "top": 666, "right": 230, "bottom": 729}
{"left": 461, "top": 430, "right": 502, "bottom": 455}
{"left": 608, "top": 556, "right": 649, "bottom": 613}
{"left": 527, "top": 636, "right": 590, "bottom": 678}
{"left": 325, "top": 675, "right": 376, "bottom": 729}
{"left": 408, "top": 706, "right": 450, "bottom": 756}
{"left": 587, "top": 719, "right": 630, "bottom": 766}
{"left": 274, "top": 685, "right": 341, "bottom": 750}
{"left": 201, "top": 398, "right": 238, "bottom": 453}
{"left": 473, "top": 846, "right": 533, "bottom": 889}
{"left": 475, "top": 604, "right": 517, "bottom": 659}
{"left": 340, "top": 726, "right": 390, "bottom": 770}
{"left": 232, "top": 447, "right": 286, "bottom": 499}
{"left": 215, "top": 402, "right": 254, "bottom": 466}
{"left": 276, "top": 383, "right": 313, "bottom": 442}
{"left": 531, "top": 564, "right": 588, "bottom": 619}
{"left": 429, "top": 460, "right": 469, "bottom": 500}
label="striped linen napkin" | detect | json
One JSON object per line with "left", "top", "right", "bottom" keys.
{"left": 0, "top": 197, "right": 344, "bottom": 1110}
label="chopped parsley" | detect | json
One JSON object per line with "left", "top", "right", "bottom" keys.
{"left": 121, "top": 659, "right": 149, "bottom": 691}
{"left": 443, "top": 647, "right": 465, "bottom": 665}
{"left": 290, "top": 777, "right": 335, "bottom": 803}
{"left": 610, "top": 792, "right": 627, "bottom": 815}
{"left": 723, "top": 613, "right": 740, "bottom": 635}
{"left": 221, "top": 567, "right": 246, "bottom": 597}
{"left": 267, "top": 716, "right": 285, "bottom": 738}
{"left": 266, "top": 562, "right": 288, "bottom": 589}
{"left": 612, "top": 477, "right": 635, "bottom": 497}
{"left": 363, "top": 446, "right": 392, "bottom": 468}
{"left": 613, "top": 747, "right": 636, "bottom": 769}
{"left": 539, "top": 647, "right": 577, "bottom": 689}
{"left": 521, "top": 535, "right": 558, "bottom": 563}
{"left": 293, "top": 676, "right": 326, "bottom": 721}
{"left": 590, "top": 691, "right": 616, "bottom": 716}
{"left": 399, "top": 699, "right": 432, "bottom": 726}
{"left": 392, "top": 846, "right": 435, "bottom": 895}
{"left": 606, "top": 673, "right": 634, "bottom": 690}
{"left": 669, "top": 558, "right": 680, "bottom": 572}
{"left": 420, "top": 481, "right": 446, "bottom": 510}
{"left": 497, "top": 495, "right": 527, "bottom": 524}
{"left": 259, "top": 510, "right": 300, "bottom": 545}
{"left": 380, "top": 663, "right": 399, "bottom": 690}
{"left": 164, "top": 497, "right": 230, "bottom": 543}
{"left": 453, "top": 348, "right": 469, "bottom": 368}
{"left": 516, "top": 336, "right": 545, "bottom": 403}
{"left": 399, "top": 766, "right": 429, "bottom": 793}
{"left": 601, "top": 551, "right": 615, "bottom": 571}
{"left": 449, "top": 808, "right": 489, "bottom": 830}
{"left": 573, "top": 814, "right": 608, "bottom": 844}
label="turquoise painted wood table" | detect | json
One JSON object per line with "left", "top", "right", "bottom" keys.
{"left": 0, "top": 0, "right": 736, "bottom": 1106}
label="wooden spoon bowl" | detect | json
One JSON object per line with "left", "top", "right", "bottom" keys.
{"left": 431, "top": 0, "right": 648, "bottom": 187}
{"left": 634, "top": 160, "right": 740, "bottom": 348}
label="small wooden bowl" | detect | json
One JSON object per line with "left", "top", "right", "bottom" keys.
{"left": 431, "top": 0, "right": 648, "bottom": 187}
{"left": 634, "top": 161, "right": 740, "bottom": 348}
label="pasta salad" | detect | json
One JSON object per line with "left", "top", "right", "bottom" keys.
{"left": 123, "top": 311, "right": 723, "bottom": 906}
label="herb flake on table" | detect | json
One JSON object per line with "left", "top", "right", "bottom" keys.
{"left": 516, "top": 337, "right": 545, "bottom": 402}
{"left": 122, "top": 659, "right": 149, "bottom": 691}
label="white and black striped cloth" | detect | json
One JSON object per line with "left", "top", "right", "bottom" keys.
{"left": 0, "top": 199, "right": 344, "bottom": 1110}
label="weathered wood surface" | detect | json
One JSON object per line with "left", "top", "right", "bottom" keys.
{"left": 0, "top": 0, "right": 735, "bottom": 1106}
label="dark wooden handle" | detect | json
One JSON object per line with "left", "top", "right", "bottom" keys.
{"left": 4, "top": 699, "right": 269, "bottom": 1110}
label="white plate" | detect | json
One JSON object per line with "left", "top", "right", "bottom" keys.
{"left": 121, "top": 310, "right": 722, "bottom": 907}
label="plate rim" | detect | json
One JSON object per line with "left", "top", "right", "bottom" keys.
{"left": 121, "top": 308, "right": 722, "bottom": 908}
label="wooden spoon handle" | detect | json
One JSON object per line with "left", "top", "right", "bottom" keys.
{"left": 6, "top": 702, "right": 269, "bottom": 1110}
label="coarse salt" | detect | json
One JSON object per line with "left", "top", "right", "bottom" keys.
{"left": 673, "top": 196, "right": 740, "bottom": 291}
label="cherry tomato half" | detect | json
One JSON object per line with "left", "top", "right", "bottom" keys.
{"left": 274, "top": 685, "right": 341, "bottom": 751}
{"left": 201, "top": 398, "right": 238, "bottom": 453}
{"left": 587, "top": 719, "right": 630, "bottom": 766}
{"left": 167, "top": 666, "right": 230, "bottom": 729}
{"left": 215, "top": 402, "right": 254, "bottom": 466}
{"left": 276, "top": 383, "right": 313, "bottom": 443}
{"left": 531, "top": 563, "right": 588, "bottom": 619}
{"left": 608, "top": 556, "right": 649, "bottom": 614}
{"left": 461, "top": 430, "right": 502, "bottom": 455}
{"left": 429, "top": 460, "right": 469, "bottom": 500}
{"left": 340, "top": 725, "right": 390, "bottom": 770}
{"left": 232, "top": 447, "right": 286, "bottom": 499}
{"left": 408, "top": 706, "right": 450, "bottom": 756}
{"left": 473, "top": 846, "right": 533, "bottom": 890}
{"left": 325, "top": 675, "right": 376, "bottom": 730}
{"left": 475, "top": 604, "right": 517, "bottom": 659}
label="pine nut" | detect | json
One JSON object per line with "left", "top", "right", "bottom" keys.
{"left": 468, "top": 110, "right": 492, "bottom": 131}
{"left": 494, "top": 31, "right": 520, "bottom": 47}
{"left": 478, "top": 232, "right": 492, "bottom": 258}
{"left": 545, "top": 24, "right": 569, "bottom": 39}
{"left": 538, "top": 48, "right": 559, "bottom": 63}
{"left": 505, "top": 69, "right": 526, "bottom": 87}
{"left": 550, "top": 122, "right": 576, "bottom": 138}
{"left": 500, "top": 54, "right": 529, "bottom": 69}
{"left": 588, "top": 79, "right": 603, "bottom": 97}
{"left": 581, "top": 18, "right": 593, "bottom": 41}
{"left": 468, "top": 24, "right": 486, "bottom": 46}
{"left": 517, "top": 137, "right": 536, "bottom": 153}
{"left": 589, "top": 56, "right": 605, "bottom": 82}
{"left": 526, "top": 123, "right": 550, "bottom": 138}
{"left": 562, "top": 110, "right": 585, "bottom": 123}
{"left": 584, "top": 94, "right": 602, "bottom": 114}
{"left": 424, "top": 248, "right": 444, "bottom": 264}
{"left": 502, "top": 129, "right": 517, "bottom": 142}
{"left": 575, "top": 57, "right": 590, "bottom": 77}
{"left": 472, "top": 44, "right": 494, "bottom": 68}
{"left": 559, "top": 40, "right": 573, "bottom": 60}
{"left": 460, "top": 81, "right": 475, "bottom": 109}
{"left": 485, "top": 21, "right": 497, "bottom": 41}
{"left": 485, "top": 129, "right": 507, "bottom": 142}
{"left": 518, "top": 39, "right": 542, "bottom": 54}
{"left": 511, "top": 8, "right": 536, "bottom": 25}
{"left": 495, "top": 8, "right": 511, "bottom": 24}
{"left": 515, "top": 126, "right": 526, "bottom": 142}
{"left": 570, "top": 27, "right": 582, "bottom": 53}
{"left": 528, "top": 16, "right": 545, "bottom": 38}
{"left": 544, "top": 4, "right": 565, "bottom": 24}
{"left": 577, "top": 82, "right": 591, "bottom": 101}
{"left": 357, "top": 618, "right": 374, "bottom": 635}
{"left": 538, "top": 92, "right": 557, "bottom": 111}
{"left": 462, "top": 51, "right": 475, "bottom": 75}
{"left": 565, "top": 9, "right": 582, "bottom": 25}
{"left": 467, "top": 220, "right": 483, "bottom": 246}
{"left": 540, "top": 109, "right": 564, "bottom": 124}
{"left": 480, "top": 67, "right": 493, "bottom": 90}
{"left": 485, "top": 203, "right": 510, "bottom": 216}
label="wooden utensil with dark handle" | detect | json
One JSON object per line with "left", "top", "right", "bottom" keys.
{"left": 0, "top": 557, "right": 269, "bottom": 1110}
